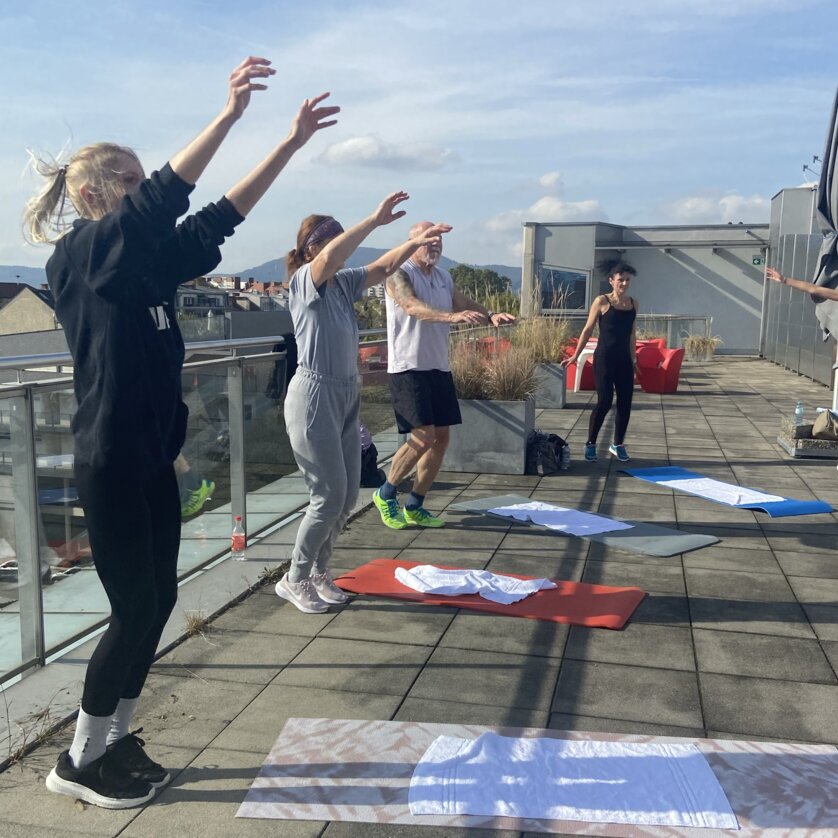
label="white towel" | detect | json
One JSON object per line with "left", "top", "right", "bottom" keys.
{"left": 658, "top": 477, "right": 784, "bottom": 506}
{"left": 410, "top": 733, "right": 739, "bottom": 830}
{"left": 394, "top": 565, "right": 556, "bottom": 605}
{"left": 488, "top": 500, "right": 634, "bottom": 536}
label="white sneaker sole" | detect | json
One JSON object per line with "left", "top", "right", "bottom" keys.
{"left": 45, "top": 767, "right": 155, "bottom": 809}
{"left": 275, "top": 580, "right": 329, "bottom": 613}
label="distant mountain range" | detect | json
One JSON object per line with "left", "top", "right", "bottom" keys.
{"left": 229, "top": 248, "right": 522, "bottom": 293}
{"left": 0, "top": 252, "right": 522, "bottom": 293}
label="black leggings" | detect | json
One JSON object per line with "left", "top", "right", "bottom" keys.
{"left": 587, "top": 355, "right": 634, "bottom": 446}
{"left": 75, "top": 462, "right": 181, "bottom": 717}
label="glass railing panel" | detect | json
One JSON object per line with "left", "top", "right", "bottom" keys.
{"left": 177, "top": 361, "right": 236, "bottom": 573}
{"left": 240, "top": 354, "right": 306, "bottom": 536}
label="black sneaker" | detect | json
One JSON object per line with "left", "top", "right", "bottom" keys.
{"left": 45, "top": 749, "right": 155, "bottom": 809}
{"left": 107, "top": 729, "right": 170, "bottom": 788}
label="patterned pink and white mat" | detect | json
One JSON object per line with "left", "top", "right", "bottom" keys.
{"left": 237, "top": 718, "right": 838, "bottom": 835}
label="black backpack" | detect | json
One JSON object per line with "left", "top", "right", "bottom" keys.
{"left": 526, "top": 431, "right": 567, "bottom": 476}
{"left": 360, "top": 441, "right": 386, "bottom": 488}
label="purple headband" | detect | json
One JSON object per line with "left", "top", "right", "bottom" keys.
{"left": 303, "top": 217, "right": 344, "bottom": 252}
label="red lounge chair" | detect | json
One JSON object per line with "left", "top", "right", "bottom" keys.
{"left": 636, "top": 345, "right": 684, "bottom": 393}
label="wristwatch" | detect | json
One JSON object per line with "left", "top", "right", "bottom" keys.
{"left": 486, "top": 311, "right": 496, "bottom": 322}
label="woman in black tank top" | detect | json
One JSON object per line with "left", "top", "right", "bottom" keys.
{"left": 562, "top": 260, "right": 639, "bottom": 462}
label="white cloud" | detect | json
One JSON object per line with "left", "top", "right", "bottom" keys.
{"left": 486, "top": 196, "right": 606, "bottom": 233}
{"left": 317, "top": 135, "right": 456, "bottom": 170}
{"left": 664, "top": 193, "right": 771, "bottom": 224}
{"left": 538, "top": 171, "right": 564, "bottom": 192}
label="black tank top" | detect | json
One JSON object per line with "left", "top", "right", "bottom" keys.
{"left": 595, "top": 300, "right": 636, "bottom": 360}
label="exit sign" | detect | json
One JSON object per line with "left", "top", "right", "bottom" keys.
{"left": 752, "top": 256, "right": 765, "bottom": 266}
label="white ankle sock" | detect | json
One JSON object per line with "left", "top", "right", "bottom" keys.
{"left": 106, "top": 697, "right": 140, "bottom": 746}
{"left": 68, "top": 709, "right": 112, "bottom": 768}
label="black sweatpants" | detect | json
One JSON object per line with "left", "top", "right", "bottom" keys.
{"left": 75, "top": 462, "right": 181, "bottom": 717}
{"left": 587, "top": 354, "right": 634, "bottom": 446}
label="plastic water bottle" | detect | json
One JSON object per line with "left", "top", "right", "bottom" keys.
{"left": 560, "top": 444, "right": 571, "bottom": 470}
{"left": 794, "top": 401, "right": 805, "bottom": 426}
{"left": 231, "top": 515, "right": 246, "bottom": 561}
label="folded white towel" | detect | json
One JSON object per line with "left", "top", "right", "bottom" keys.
{"left": 488, "top": 500, "right": 634, "bottom": 536}
{"left": 394, "top": 565, "right": 556, "bottom": 604}
{"left": 658, "top": 476, "right": 784, "bottom": 506}
{"left": 410, "top": 732, "right": 739, "bottom": 830}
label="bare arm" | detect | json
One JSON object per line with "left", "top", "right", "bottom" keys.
{"left": 226, "top": 92, "right": 339, "bottom": 217}
{"left": 450, "top": 287, "right": 516, "bottom": 326}
{"left": 630, "top": 298, "right": 639, "bottom": 367}
{"left": 385, "top": 269, "right": 484, "bottom": 324}
{"left": 765, "top": 267, "right": 838, "bottom": 301}
{"left": 561, "top": 297, "right": 604, "bottom": 367}
{"left": 169, "top": 57, "right": 275, "bottom": 186}
{"left": 309, "top": 192, "right": 409, "bottom": 287}
{"left": 365, "top": 223, "right": 452, "bottom": 288}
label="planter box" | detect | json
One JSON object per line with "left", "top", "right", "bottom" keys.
{"left": 445, "top": 397, "right": 535, "bottom": 474}
{"left": 534, "top": 363, "right": 566, "bottom": 409}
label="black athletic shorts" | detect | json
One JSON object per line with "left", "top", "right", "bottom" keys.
{"left": 388, "top": 369, "right": 462, "bottom": 434}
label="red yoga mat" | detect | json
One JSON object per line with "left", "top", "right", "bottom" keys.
{"left": 334, "top": 559, "right": 646, "bottom": 630}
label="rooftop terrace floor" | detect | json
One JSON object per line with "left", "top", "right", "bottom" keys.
{"left": 2, "top": 356, "right": 837, "bottom": 836}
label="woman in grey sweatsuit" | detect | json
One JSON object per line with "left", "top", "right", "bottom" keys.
{"left": 276, "top": 195, "right": 451, "bottom": 613}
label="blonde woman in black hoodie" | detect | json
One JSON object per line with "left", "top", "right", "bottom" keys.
{"left": 24, "top": 57, "right": 338, "bottom": 809}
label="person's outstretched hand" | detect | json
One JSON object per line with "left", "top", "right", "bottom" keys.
{"left": 372, "top": 192, "right": 410, "bottom": 226}
{"left": 223, "top": 56, "right": 276, "bottom": 121}
{"left": 765, "top": 267, "right": 784, "bottom": 284}
{"left": 560, "top": 356, "right": 576, "bottom": 369}
{"left": 288, "top": 93, "right": 341, "bottom": 149}
{"left": 411, "top": 222, "right": 453, "bottom": 248}
{"left": 451, "top": 310, "right": 486, "bottom": 325}
{"left": 490, "top": 312, "right": 516, "bottom": 325}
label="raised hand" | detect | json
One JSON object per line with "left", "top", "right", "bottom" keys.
{"left": 372, "top": 192, "right": 410, "bottom": 227}
{"left": 224, "top": 56, "right": 276, "bottom": 121}
{"left": 412, "top": 222, "right": 453, "bottom": 247}
{"left": 288, "top": 93, "right": 341, "bottom": 149}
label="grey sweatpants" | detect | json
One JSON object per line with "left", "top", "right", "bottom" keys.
{"left": 284, "top": 368, "right": 361, "bottom": 582}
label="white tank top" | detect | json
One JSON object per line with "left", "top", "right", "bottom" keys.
{"left": 386, "top": 259, "right": 453, "bottom": 372}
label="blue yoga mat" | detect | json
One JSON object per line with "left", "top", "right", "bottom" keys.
{"left": 623, "top": 466, "right": 833, "bottom": 517}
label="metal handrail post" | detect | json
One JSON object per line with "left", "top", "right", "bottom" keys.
{"left": 227, "top": 358, "right": 246, "bottom": 533}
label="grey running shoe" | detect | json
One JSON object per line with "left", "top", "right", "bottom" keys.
{"left": 311, "top": 569, "right": 350, "bottom": 604}
{"left": 275, "top": 573, "right": 329, "bottom": 613}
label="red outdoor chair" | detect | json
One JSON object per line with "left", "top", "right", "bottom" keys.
{"left": 636, "top": 345, "right": 684, "bottom": 393}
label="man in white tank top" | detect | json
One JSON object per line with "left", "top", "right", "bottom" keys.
{"left": 372, "top": 221, "right": 516, "bottom": 529}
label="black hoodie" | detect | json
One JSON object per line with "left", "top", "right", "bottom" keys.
{"left": 47, "top": 164, "right": 243, "bottom": 475}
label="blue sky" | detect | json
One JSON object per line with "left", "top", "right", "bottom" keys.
{"left": 2, "top": 0, "right": 836, "bottom": 273}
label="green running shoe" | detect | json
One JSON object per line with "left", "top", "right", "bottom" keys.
{"left": 372, "top": 488, "right": 407, "bottom": 529}
{"left": 181, "top": 479, "right": 215, "bottom": 519}
{"left": 403, "top": 506, "right": 445, "bottom": 528}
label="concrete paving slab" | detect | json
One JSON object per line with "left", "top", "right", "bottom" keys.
{"left": 682, "top": 544, "right": 782, "bottom": 574}
{"left": 547, "top": 713, "right": 704, "bottom": 738}
{"left": 699, "top": 672, "right": 838, "bottom": 744}
{"left": 689, "top": 595, "right": 816, "bottom": 639}
{"left": 564, "top": 622, "right": 694, "bottom": 672}
{"left": 211, "top": 684, "right": 402, "bottom": 755}
{"left": 685, "top": 566, "right": 795, "bottom": 602}
{"left": 438, "top": 611, "right": 569, "bottom": 659}
{"left": 122, "top": 746, "right": 324, "bottom": 838}
{"left": 272, "top": 637, "right": 431, "bottom": 696}
{"left": 693, "top": 627, "right": 837, "bottom": 683}
{"left": 776, "top": 550, "right": 838, "bottom": 579}
{"left": 408, "top": 646, "right": 560, "bottom": 712}
{"left": 130, "top": 672, "right": 265, "bottom": 751}
{"left": 151, "top": 629, "right": 311, "bottom": 685}
{"left": 393, "top": 696, "right": 547, "bottom": 728}
{"left": 319, "top": 598, "right": 455, "bottom": 647}
{"left": 629, "top": 591, "right": 691, "bottom": 626}
{"left": 211, "top": 588, "right": 338, "bottom": 637}
{"left": 553, "top": 659, "right": 703, "bottom": 729}
{"left": 582, "top": 558, "right": 685, "bottom": 594}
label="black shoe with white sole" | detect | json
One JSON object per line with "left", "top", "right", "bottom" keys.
{"left": 45, "top": 749, "right": 155, "bottom": 809}
{"left": 107, "top": 729, "right": 170, "bottom": 788}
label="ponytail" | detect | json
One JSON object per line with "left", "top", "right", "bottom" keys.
{"left": 23, "top": 154, "right": 71, "bottom": 245}
{"left": 286, "top": 213, "right": 331, "bottom": 277}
